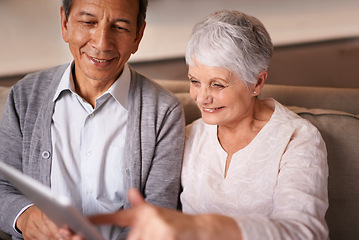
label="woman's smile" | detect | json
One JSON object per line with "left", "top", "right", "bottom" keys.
{"left": 202, "top": 106, "right": 225, "bottom": 113}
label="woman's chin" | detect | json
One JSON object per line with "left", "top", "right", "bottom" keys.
{"left": 201, "top": 115, "right": 221, "bottom": 126}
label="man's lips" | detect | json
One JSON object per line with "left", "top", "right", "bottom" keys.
{"left": 86, "top": 53, "right": 117, "bottom": 66}
{"left": 92, "top": 57, "right": 111, "bottom": 63}
{"left": 90, "top": 56, "right": 114, "bottom": 63}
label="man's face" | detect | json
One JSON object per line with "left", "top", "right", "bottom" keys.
{"left": 60, "top": 0, "right": 145, "bottom": 84}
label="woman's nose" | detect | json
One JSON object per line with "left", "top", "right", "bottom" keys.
{"left": 195, "top": 87, "right": 212, "bottom": 105}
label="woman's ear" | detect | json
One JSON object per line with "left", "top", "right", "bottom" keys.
{"left": 253, "top": 71, "right": 268, "bottom": 96}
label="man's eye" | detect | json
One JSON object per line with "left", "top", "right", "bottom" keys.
{"left": 114, "top": 25, "right": 129, "bottom": 32}
{"left": 80, "top": 21, "right": 96, "bottom": 25}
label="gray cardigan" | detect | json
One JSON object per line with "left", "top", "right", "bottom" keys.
{"left": 0, "top": 64, "right": 185, "bottom": 238}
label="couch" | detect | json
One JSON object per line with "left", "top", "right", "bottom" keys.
{"left": 1, "top": 80, "right": 359, "bottom": 240}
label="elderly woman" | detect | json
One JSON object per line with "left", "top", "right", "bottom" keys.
{"left": 63, "top": 10, "right": 329, "bottom": 240}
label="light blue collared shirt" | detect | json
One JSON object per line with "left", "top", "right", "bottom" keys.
{"left": 50, "top": 62, "right": 130, "bottom": 239}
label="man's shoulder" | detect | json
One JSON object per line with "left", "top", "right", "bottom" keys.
{"left": 14, "top": 64, "right": 68, "bottom": 89}
{"left": 9, "top": 64, "right": 68, "bottom": 106}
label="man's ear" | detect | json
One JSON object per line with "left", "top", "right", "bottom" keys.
{"left": 253, "top": 71, "right": 268, "bottom": 96}
{"left": 131, "top": 21, "right": 146, "bottom": 54}
{"left": 60, "top": 6, "right": 69, "bottom": 43}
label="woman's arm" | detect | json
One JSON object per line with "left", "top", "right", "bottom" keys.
{"left": 89, "top": 188, "right": 242, "bottom": 240}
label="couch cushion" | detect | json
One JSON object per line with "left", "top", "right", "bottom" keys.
{"left": 260, "top": 84, "right": 359, "bottom": 115}
{"left": 155, "top": 79, "right": 359, "bottom": 115}
{"left": 174, "top": 92, "right": 200, "bottom": 125}
{"left": 0, "top": 86, "right": 10, "bottom": 120}
{"left": 0, "top": 230, "right": 11, "bottom": 240}
{"left": 154, "top": 79, "right": 190, "bottom": 94}
{"left": 295, "top": 110, "right": 359, "bottom": 240}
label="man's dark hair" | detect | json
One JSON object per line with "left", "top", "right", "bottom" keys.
{"left": 62, "top": 0, "right": 148, "bottom": 32}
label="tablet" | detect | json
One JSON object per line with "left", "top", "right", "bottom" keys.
{"left": 0, "top": 161, "right": 104, "bottom": 240}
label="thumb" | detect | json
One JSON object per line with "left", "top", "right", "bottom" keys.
{"left": 128, "top": 188, "right": 146, "bottom": 207}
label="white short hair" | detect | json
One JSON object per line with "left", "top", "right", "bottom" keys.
{"left": 186, "top": 10, "right": 273, "bottom": 87}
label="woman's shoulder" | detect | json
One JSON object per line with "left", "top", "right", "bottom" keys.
{"left": 185, "top": 119, "right": 215, "bottom": 142}
{"left": 186, "top": 118, "right": 209, "bottom": 134}
{"left": 272, "top": 99, "right": 307, "bottom": 122}
{"left": 270, "top": 99, "right": 321, "bottom": 134}
{"left": 186, "top": 118, "right": 204, "bottom": 129}
{"left": 186, "top": 119, "right": 201, "bottom": 139}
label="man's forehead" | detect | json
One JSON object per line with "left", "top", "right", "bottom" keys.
{"left": 72, "top": 0, "right": 139, "bottom": 8}
{"left": 70, "top": 0, "right": 139, "bottom": 19}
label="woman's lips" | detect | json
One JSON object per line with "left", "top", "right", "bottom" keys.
{"left": 202, "top": 106, "right": 224, "bottom": 113}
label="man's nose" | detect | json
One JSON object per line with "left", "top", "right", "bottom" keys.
{"left": 91, "top": 24, "right": 113, "bottom": 51}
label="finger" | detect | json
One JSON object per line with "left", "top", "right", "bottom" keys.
{"left": 128, "top": 188, "right": 145, "bottom": 207}
{"left": 58, "top": 227, "right": 72, "bottom": 239}
{"left": 89, "top": 209, "right": 135, "bottom": 227}
{"left": 59, "top": 225, "right": 86, "bottom": 240}
{"left": 71, "top": 236, "right": 84, "bottom": 240}
{"left": 89, "top": 189, "right": 147, "bottom": 229}
{"left": 127, "top": 227, "right": 142, "bottom": 240}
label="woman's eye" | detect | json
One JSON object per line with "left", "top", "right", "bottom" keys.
{"left": 213, "top": 83, "right": 225, "bottom": 88}
{"left": 190, "top": 80, "right": 200, "bottom": 85}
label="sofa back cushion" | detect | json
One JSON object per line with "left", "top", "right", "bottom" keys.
{"left": 260, "top": 84, "right": 359, "bottom": 115}
{"left": 156, "top": 79, "right": 359, "bottom": 115}
{"left": 0, "top": 229, "right": 11, "bottom": 240}
{"left": 174, "top": 93, "right": 200, "bottom": 125}
{"left": 298, "top": 111, "right": 359, "bottom": 240}
{"left": 0, "top": 86, "right": 10, "bottom": 119}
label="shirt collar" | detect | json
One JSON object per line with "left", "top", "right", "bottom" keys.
{"left": 53, "top": 61, "right": 131, "bottom": 109}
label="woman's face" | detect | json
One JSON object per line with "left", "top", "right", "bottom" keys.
{"left": 188, "top": 60, "right": 256, "bottom": 128}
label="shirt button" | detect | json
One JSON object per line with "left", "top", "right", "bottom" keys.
{"left": 89, "top": 113, "right": 95, "bottom": 118}
{"left": 126, "top": 168, "right": 130, "bottom": 177}
{"left": 41, "top": 151, "right": 51, "bottom": 159}
{"left": 86, "top": 150, "right": 92, "bottom": 156}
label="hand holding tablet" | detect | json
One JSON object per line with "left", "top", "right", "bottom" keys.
{"left": 0, "top": 161, "right": 104, "bottom": 240}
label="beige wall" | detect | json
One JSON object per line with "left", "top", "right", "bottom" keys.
{"left": 0, "top": 0, "right": 358, "bottom": 87}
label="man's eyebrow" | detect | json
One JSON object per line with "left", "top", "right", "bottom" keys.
{"left": 79, "top": 10, "right": 96, "bottom": 17}
{"left": 114, "top": 18, "right": 131, "bottom": 24}
{"left": 78, "top": 10, "right": 131, "bottom": 24}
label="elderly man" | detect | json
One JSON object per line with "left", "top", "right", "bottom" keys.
{"left": 0, "top": 0, "right": 185, "bottom": 239}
